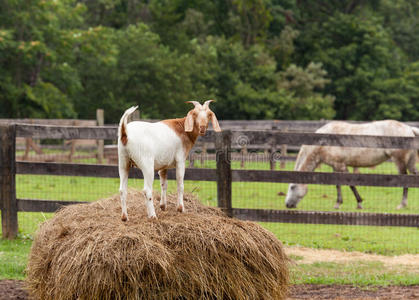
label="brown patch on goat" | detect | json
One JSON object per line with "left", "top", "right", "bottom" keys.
{"left": 162, "top": 117, "right": 200, "bottom": 157}
{"left": 120, "top": 123, "right": 128, "bottom": 146}
{"left": 129, "top": 159, "right": 138, "bottom": 169}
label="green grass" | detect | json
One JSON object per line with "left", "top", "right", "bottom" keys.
{"left": 262, "top": 223, "right": 419, "bottom": 255}
{"left": 1, "top": 157, "right": 419, "bottom": 283}
{"left": 0, "top": 237, "right": 32, "bottom": 280}
{"left": 291, "top": 261, "right": 419, "bottom": 285}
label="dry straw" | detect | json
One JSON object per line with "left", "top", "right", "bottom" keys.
{"left": 26, "top": 189, "right": 289, "bottom": 299}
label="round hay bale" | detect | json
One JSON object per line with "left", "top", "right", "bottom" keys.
{"left": 26, "top": 189, "right": 289, "bottom": 300}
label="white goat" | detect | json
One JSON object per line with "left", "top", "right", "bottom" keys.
{"left": 118, "top": 100, "right": 221, "bottom": 220}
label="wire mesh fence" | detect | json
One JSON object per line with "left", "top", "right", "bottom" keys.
{"left": 184, "top": 145, "right": 419, "bottom": 255}
{"left": 228, "top": 151, "right": 419, "bottom": 256}
{"left": 2, "top": 123, "right": 419, "bottom": 280}
{"left": 12, "top": 137, "right": 419, "bottom": 255}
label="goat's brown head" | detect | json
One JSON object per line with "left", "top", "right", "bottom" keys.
{"left": 185, "top": 100, "right": 221, "bottom": 136}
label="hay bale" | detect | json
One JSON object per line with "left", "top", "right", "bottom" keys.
{"left": 26, "top": 190, "right": 289, "bottom": 300}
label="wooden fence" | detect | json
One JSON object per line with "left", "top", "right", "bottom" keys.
{"left": 136, "top": 119, "right": 419, "bottom": 169}
{"left": 0, "top": 110, "right": 104, "bottom": 163}
{"left": 1, "top": 124, "right": 419, "bottom": 239}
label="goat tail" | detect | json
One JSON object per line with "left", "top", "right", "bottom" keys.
{"left": 118, "top": 106, "right": 138, "bottom": 146}
{"left": 411, "top": 126, "right": 419, "bottom": 136}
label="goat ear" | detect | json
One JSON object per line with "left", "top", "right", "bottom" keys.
{"left": 185, "top": 111, "right": 194, "bottom": 132}
{"left": 211, "top": 112, "right": 221, "bottom": 132}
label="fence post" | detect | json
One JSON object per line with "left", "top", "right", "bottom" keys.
{"left": 240, "top": 145, "right": 247, "bottom": 168}
{"left": 216, "top": 130, "right": 232, "bottom": 217}
{"left": 131, "top": 109, "right": 140, "bottom": 121}
{"left": 189, "top": 148, "right": 195, "bottom": 167}
{"left": 96, "top": 109, "right": 104, "bottom": 164}
{"left": 0, "top": 124, "right": 18, "bottom": 239}
{"left": 200, "top": 143, "right": 207, "bottom": 166}
{"left": 270, "top": 125, "right": 277, "bottom": 170}
{"left": 280, "top": 126, "right": 288, "bottom": 169}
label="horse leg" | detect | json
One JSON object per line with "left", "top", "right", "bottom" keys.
{"left": 397, "top": 188, "right": 408, "bottom": 210}
{"left": 335, "top": 165, "right": 363, "bottom": 209}
{"left": 395, "top": 158, "right": 410, "bottom": 209}
{"left": 397, "top": 166, "right": 409, "bottom": 210}
{"left": 349, "top": 186, "right": 363, "bottom": 209}
{"left": 334, "top": 185, "right": 343, "bottom": 209}
{"left": 333, "top": 165, "right": 353, "bottom": 209}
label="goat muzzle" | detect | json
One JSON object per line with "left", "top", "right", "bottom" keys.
{"left": 199, "top": 126, "right": 206, "bottom": 135}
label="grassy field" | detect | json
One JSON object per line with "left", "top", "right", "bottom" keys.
{"left": 290, "top": 260, "right": 419, "bottom": 286}
{"left": 1, "top": 156, "right": 418, "bottom": 284}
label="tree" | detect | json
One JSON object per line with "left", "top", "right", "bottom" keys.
{"left": 378, "top": 0, "right": 419, "bottom": 61}
{"left": 73, "top": 24, "right": 213, "bottom": 122}
{"left": 295, "top": 13, "right": 407, "bottom": 120}
{"left": 0, "top": 0, "right": 85, "bottom": 118}
{"left": 190, "top": 37, "right": 334, "bottom": 120}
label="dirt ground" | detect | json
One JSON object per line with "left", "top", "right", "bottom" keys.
{"left": 288, "top": 284, "right": 419, "bottom": 299}
{"left": 284, "top": 246, "right": 419, "bottom": 269}
{"left": 0, "top": 281, "right": 26, "bottom": 300}
{"left": 1, "top": 280, "right": 418, "bottom": 300}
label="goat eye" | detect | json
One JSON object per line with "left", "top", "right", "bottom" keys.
{"left": 291, "top": 186, "right": 296, "bottom": 190}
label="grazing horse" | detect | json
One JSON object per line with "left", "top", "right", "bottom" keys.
{"left": 285, "top": 120, "right": 419, "bottom": 210}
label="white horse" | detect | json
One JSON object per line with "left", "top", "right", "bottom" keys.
{"left": 285, "top": 120, "right": 419, "bottom": 210}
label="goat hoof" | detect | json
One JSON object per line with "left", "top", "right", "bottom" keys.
{"left": 177, "top": 205, "right": 184, "bottom": 213}
{"left": 396, "top": 204, "right": 405, "bottom": 210}
{"left": 148, "top": 215, "right": 157, "bottom": 220}
{"left": 334, "top": 204, "right": 340, "bottom": 209}
{"left": 357, "top": 204, "right": 363, "bottom": 209}
{"left": 121, "top": 213, "right": 128, "bottom": 222}
{"left": 160, "top": 204, "right": 166, "bottom": 211}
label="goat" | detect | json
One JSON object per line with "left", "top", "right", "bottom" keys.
{"left": 285, "top": 120, "right": 419, "bottom": 210}
{"left": 118, "top": 100, "right": 221, "bottom": 220}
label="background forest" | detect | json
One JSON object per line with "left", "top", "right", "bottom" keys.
{"left": 1, "top": 0, "right": 419, "bottom": 123}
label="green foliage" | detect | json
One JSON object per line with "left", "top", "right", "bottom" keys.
{"left": 0, "top": 0, "right": 419, "bottom": 121}
{"left": 189, "top": 37, "right": 334, "bottom": 120}
{"left": 72, "top": 23, "right": 214, "bottom": 121}
{"left": 0, "top": 0, "right": 83, "bottom": 118}
{"left": 296, "top": 13, "right": 408, "bottom": 120}
{"left": 379, "top": 0, "right": 419, "bottom": 61}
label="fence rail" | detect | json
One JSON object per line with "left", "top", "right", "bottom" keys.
{"left": 15, "top": 124, "right": 419, "bottom": 149}
{"left": 15, "top": 161, "right": 419, "bottom": 187}
{"left": 1, "top": 124, "right": 419, "bottom": 238}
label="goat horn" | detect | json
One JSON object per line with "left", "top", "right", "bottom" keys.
{"left": 203, "top": 99, "right": 215, "bottom": 109}
{"left": 186, "top": 101, "right": 202, "bottom": 108}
